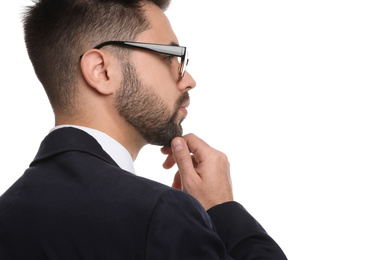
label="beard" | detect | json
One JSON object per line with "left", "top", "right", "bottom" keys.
{"left": 114, "top": 61, "right": 189, "bottom": 147}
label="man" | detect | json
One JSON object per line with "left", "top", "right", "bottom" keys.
{"left": 0, "top": 0, "right": 287, "bottom": 259}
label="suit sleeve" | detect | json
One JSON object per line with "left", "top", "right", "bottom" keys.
{"left": 208, "top": 202, "right": 287, "bottom": 260}
{"left": 145, "top": 189, "right": 233, "bottom": 259}
{"left": 144, "top": 189, "right": 286, "bottom": 260}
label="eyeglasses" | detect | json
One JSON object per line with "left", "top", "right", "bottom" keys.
{"left": 80, "top": 41, "right": 189, "bottom": 78}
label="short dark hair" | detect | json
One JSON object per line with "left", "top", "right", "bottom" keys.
{"left": 23, "top": 0, "right": 171, "bottom": 115}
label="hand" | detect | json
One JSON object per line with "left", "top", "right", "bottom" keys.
{"left": 161, "top": 134, "right": 233, "bottom": 210}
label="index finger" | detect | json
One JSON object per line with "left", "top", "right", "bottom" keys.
{"left": 181, "top": 133, "right": 211, "bottom": 159}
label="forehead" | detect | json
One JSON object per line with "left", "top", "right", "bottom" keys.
{"left": 137, "top": 3, "right": 179, "bottom": 45}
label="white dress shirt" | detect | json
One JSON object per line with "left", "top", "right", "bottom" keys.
{"left": 50, "top": 125, "right": 135, "bottom": 174}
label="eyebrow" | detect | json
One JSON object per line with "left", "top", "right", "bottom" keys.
{"left": 170, "top": 42, "right": 180, "bottom": 47}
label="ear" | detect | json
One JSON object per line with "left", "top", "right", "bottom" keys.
{"left": 80, "top": 50, "right": 118, "bottom": 95}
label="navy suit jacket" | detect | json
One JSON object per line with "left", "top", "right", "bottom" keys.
{"left": 0, "top": 128, "right": 286, "bottom": 259}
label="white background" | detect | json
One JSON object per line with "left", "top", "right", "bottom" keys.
{"left": 1, "top": 1, "right": 389, "bottom": 259}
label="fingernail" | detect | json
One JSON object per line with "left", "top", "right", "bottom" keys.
{"left": 172, "top": 138, "right": 184, "bottom": 152}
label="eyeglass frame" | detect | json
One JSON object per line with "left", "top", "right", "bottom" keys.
{"left": 80, "top": 41, "right": 189, "bottom": 78}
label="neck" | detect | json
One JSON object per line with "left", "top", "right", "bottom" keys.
{"left": 55, "top": 114, "right": 147, "bottom": 161}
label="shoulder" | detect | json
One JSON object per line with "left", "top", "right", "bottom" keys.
{"left": 0, "top": 148, "right": 176, "bottom": 222}
{"left": 144, "top": 189, "right": 228, "bottom": 259}
{"left": 151, "top": 188, "right": 213, "bottom": 227}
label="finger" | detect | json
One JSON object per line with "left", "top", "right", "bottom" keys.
{"left": 181, "top": 133, "right": 211, "bottom": 163}
{"left": 161, "top": 146, "right": 172, "bottom": 155}
{"left": 172, "top": 171, "right": 182, "bottom": 190}
{"left": 162, "top": 153, "right": 176, "bottom": 169}
{"left": 191, "top": 154, "right": 198, "bottom": 168}
{"left": 171, "top": 137, "right": 199, "bottom": 183}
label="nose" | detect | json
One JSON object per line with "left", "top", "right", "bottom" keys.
{"left": 178, "top": 71, "right": 196, "bottom": 92}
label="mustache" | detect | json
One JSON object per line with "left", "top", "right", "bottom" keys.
{"left": 175, "top": 92, "right": 190, "bottom": 110}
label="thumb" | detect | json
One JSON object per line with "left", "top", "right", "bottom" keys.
{"left": 171, "top": 137, "right": 196, "bottom": 178}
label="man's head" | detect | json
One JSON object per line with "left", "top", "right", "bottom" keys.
{"left": 24, "top": 0, "right": 196, "bottom": 147}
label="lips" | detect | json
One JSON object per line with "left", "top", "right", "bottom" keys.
{"left": 178, "top": 99, "right": 190, "bottom": 116}
{"left": 177, "top": 92, "right": 190, "bottom": 116}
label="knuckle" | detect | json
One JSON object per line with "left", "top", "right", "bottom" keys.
{"left": 184, "top": 133, "right": 196, "bottom": 139}
{"left": 213, "top": 149, "right": 228, "bottom": 163}
{"left": 216, "top": 152, "right": 230, "bottom": 169}
{"left": 221, "top": 153, "right": 229, "bottom": 163}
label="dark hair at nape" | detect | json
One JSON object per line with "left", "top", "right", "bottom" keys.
{"left": 23, "top": 0, "right": 171, "bottom": 115}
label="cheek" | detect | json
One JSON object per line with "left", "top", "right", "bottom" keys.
{"left": 134, "top": 72, "right": 177, "bottom": 112}
{"left": 134, "top": 51, "right": 173, "bottom": 82}
{"left": 132, "top": 52, "right": 179, "bottom": 108}
{"left": 153, "top": 83, "right": 178, "bottom": 110}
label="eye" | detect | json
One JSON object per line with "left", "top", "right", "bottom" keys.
{"left": 163, "top": 55, "right": 174, "bottom": 63}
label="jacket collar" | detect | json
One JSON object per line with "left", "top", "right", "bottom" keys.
{"left": 31, "top": 127, "right": 119, "bottom": 168}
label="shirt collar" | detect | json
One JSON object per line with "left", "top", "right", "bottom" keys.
{"left": 50, "top": 125, "right": 136, "bottom": 174}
